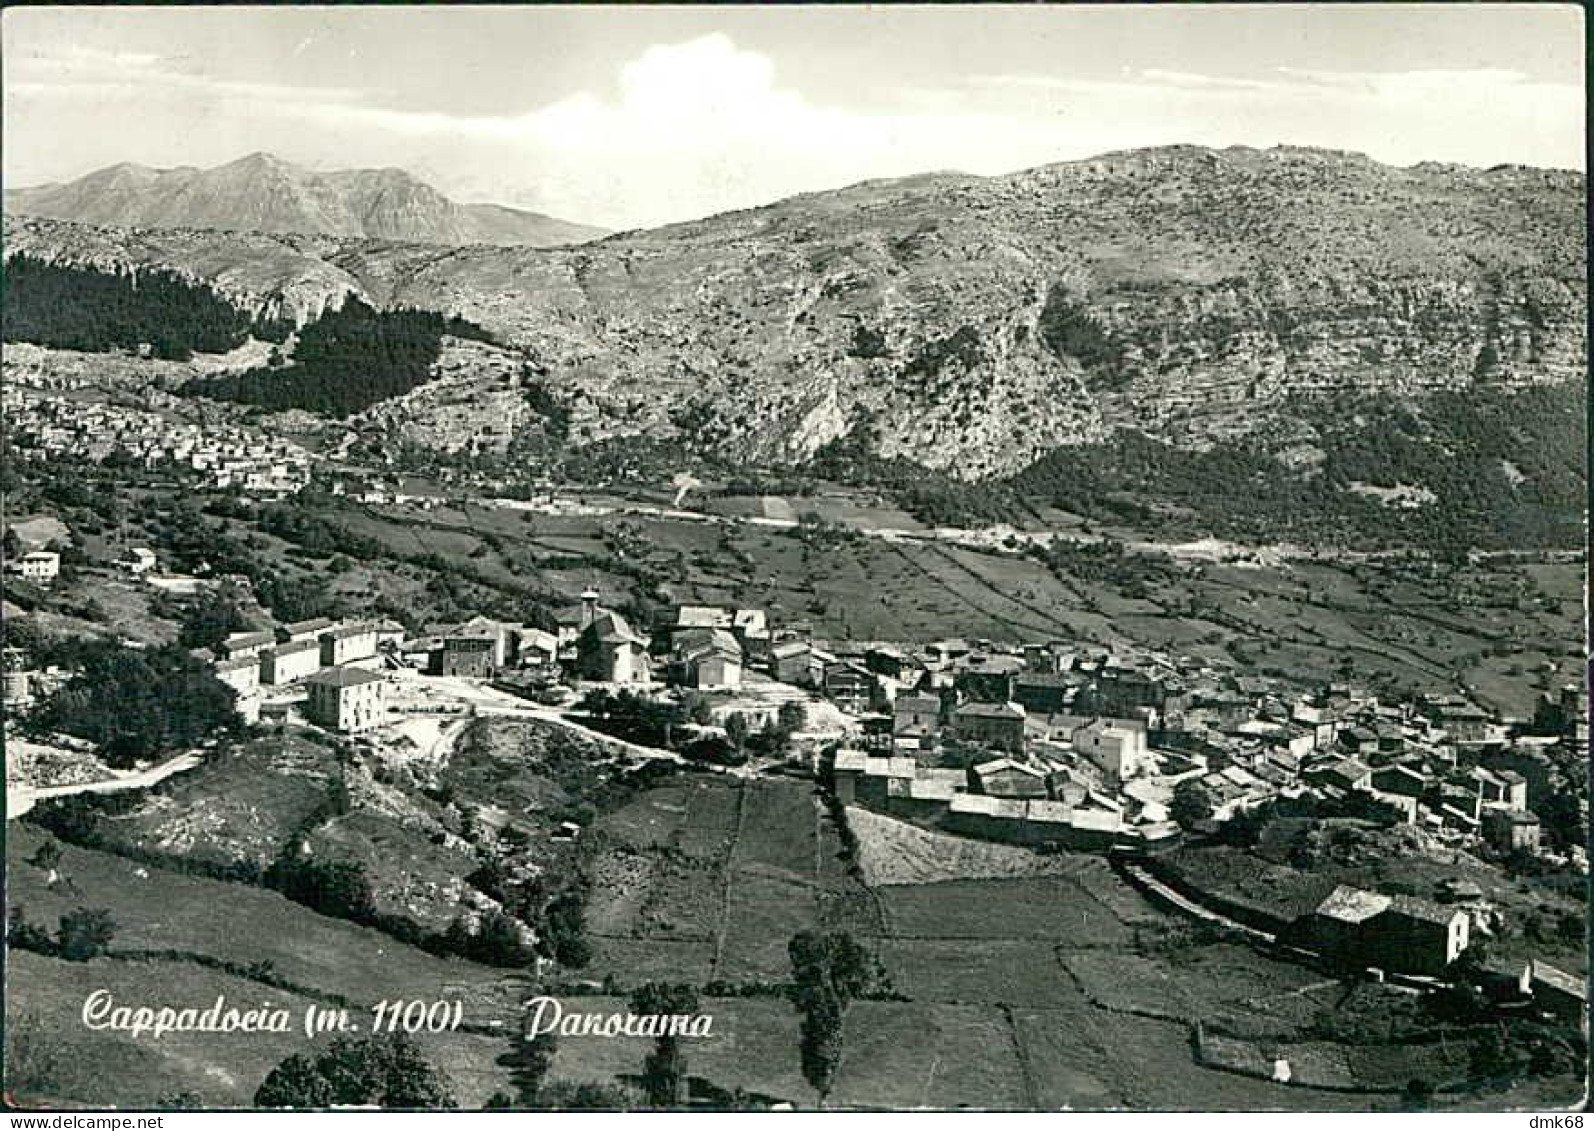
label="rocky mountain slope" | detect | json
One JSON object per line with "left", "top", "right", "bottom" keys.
{"left": 5, "top": 153, "right": 606, "bottom": 248}
{"left": 4, "top": 146, "right": 1584, "bottom": 478}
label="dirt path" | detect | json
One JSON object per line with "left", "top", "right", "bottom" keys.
{"left": 999, "top": 1003, "right": 1042, "bottom": 1109}
{"left": 7, "top": 749, "right": 204, "bottom": 820}
{"left": 708, "top": 778, "right": 750, "bottom": 981}
{"left": 1116, "top": 861, "right": 1276, "bottom": 943}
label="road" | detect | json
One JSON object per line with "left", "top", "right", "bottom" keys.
{"left": 7, "top": 749, "right": 205, "bottom": 820}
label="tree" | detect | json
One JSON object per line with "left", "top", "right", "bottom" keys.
{"left": 1555, "top": 911, "right": 1584, "bottom": 944}
{"left": 177, "top": 585, "right": 251, "bottom": 652}
{"left": 256, "top": 1035, "right": 454, "bottom": 1109}
{"left": 266, "top": 854, "right": 378, "bottom": 923}
{"left": 787, "top": 931, "right": 883, "bottom": 1106}
{"left": 29, "top": 841, "right": 62, "bottom": 873}
{"left": 1400, "top": 1077, "right": 1434, "bottom": 1111}
{"left": 681, "top": 693, "right": 713, "bottom": 726}
{"left": 543, "top": 887, "right": 592, "bottom": 969}
{"left": 629, "top": 983, "right": 699, "bottom": 1107}
{"left": 505, "top": 1031, "right": 557, "bottom": 1106}
{"left": 56, "top": 907, "right": 116, "bottom": 961}
{"left": 3, "top": 253, "right": 270, "bottom": 359}
{"left": 33, "top": 641, "right": 239, "bottom": 767}
{"left": 777, "top": 701, "right": 808, "bottom": 735}
{"left": 1468, "top": 1027, "right": 1530, "bottom": 1091}
{"left": 535, "top": 1080, "right": 633, "bottom": 1111}
{"left": 1536, "top": 791, "right": 1586, "bottom": 853}
{"left": 256, "top": 1053, "right": 336, "bottom": 1108}
{"left": 725, "top": 712, "right": 750, "bottom": 755}
{"left": 8, "top": 904, "right": 56, "bottom": 955}
{"left": 157, "top": 1091, "right": 206, "bottom": 1109}
{"left": 441, "top": 909, "right": 537, "bottom": 967}
{"left": 1170, "top": 780, "right": 1215, "bottom": 830}
{"left": 363, "top": 1034, "right": 456, "bottom": 1108}
{"left": 185, "top": 298, "right": 490, "bottom": 418}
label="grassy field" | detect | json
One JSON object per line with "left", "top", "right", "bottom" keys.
{"left": 6, "top": 824, "right": 533, "bottom": 1108}
{"left": 6, "top": 824, "right": 527, "bottom": 1013}
{"left": 92, "top": 732, "right": 341, "bottom": 871}
{"left": 568, "top": 780, "right": 1566, "bottom": 1109}
{"left": 1011, "top": 1002, "right": 1384, "bottom": 1112}
{"left": 874, "top": 876, "right": 1145, "bottom": 946}
{"left": 7, "top": 950, "right": 518, "bottom": 1109}
{"left": 531, "top": 994, "right": 811, "bottom": 1104}
{"left": 1168, "top": 841, "right": 1588, "bottom": 975}
{"left": 12, "top": 771, "right": 1583, "bottom": 1109}
{"left": 584, "top": 776, "right": 858, "bottom": 984}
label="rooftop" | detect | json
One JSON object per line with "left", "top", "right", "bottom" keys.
{"left": 1531, "top": 960, "right": 1587, "bottom": 1001}
{"left": 955, "top": 702, "right": 1026, "bottom": 720}
{"left": 973, "top": 757, "right": 1045, "bottom": 780}
{"left": 833, "top": 749, "right": 869, "bottom": 773}
{"left": 305, "top": 667, "right": 385, "bottom": 689}
{"left": 1386, "top": 893, "right": 1465, "bottom": 927}
{"left": 1314, "top": 885, "right": 1391, "bottom": 924}
{"left": 676, "top": 605, "right": 731, "bottom": 627}
{"left": 324, "top": 624, "right": 377, "bottom": 641}
{"left": 587, "top": 611, "right": 648, "bottom": 647}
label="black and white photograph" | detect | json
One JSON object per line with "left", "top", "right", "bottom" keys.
{"left": 0, "top": 2, "right": 1587, "bottom": 1115}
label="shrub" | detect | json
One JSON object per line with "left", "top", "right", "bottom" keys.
{"left": 56, "top": 907, "right": 116, "bottom": 961}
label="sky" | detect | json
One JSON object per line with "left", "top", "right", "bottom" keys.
{"left": 2, "top": 4, "right": 1585, "bottom": 230}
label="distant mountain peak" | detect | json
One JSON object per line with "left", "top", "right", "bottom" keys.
{"left": 5, "top": 155, "right": 607, "bottom": 248}
{"left": 224, "top": 150, "right": 295, "bottom": 169}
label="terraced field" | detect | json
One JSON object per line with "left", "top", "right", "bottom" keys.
{"left": 11, "top": 773, "right": 1582, "bottom": 1109}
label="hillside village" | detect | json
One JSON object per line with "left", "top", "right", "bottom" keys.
{"left": 3, "top": 381, "right": 312, "bottom": 496}
{"left": 0, "top": 0, "right": 1587, "bottom": 1108}
{"left": 6, "top": 516, "right": 1587, "bottom": 1002}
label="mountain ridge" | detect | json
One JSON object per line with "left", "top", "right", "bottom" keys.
{"left": 4, "top": 153, "right": 608, "bottom": 249}
{"left": 3, "top": 144, "right": 1584, "bottom": 480}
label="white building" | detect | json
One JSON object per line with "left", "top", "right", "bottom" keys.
{"left": 219, "top": 631, "right": 275, "bottom": 662}
{"left": 304, "top": 667, "right": 387, "bottom": 733}
{"left": 1072, "top": 718, "right": 1150, "bottom": 786}
{"left": 259, "top": 640, "right": 322, "bottom": 686}
{"left": 282, "top": 617, "right": 337, "bottom": 645}
{"left": 214, "top": 655, "right": 262, "bottom": 697}
{"left": 320, "top": 624, "right": 379, "bottom": 668}
{"left": 10, "top": 550, "right": 60, "bottom": 582}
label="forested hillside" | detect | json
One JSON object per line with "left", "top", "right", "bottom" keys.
{"left": 182, "top": 299, "right": 493, "bottom": 417}
{"left": 1, "top": 253, "right": 287, "bottom": 359}
{"left": 1008, "top": 383, "right": 1587, "bottom": 553}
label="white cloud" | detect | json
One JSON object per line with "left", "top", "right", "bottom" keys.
{"left": 7, "top": 41, "right": 377, "bottom": 106}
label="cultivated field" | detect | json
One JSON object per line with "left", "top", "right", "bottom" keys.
{"left": 9, "top": 766, "right": 1577, "bottom": 1109}
{"left": 342, "top": 488, "right": 1583, "bottom": 718}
